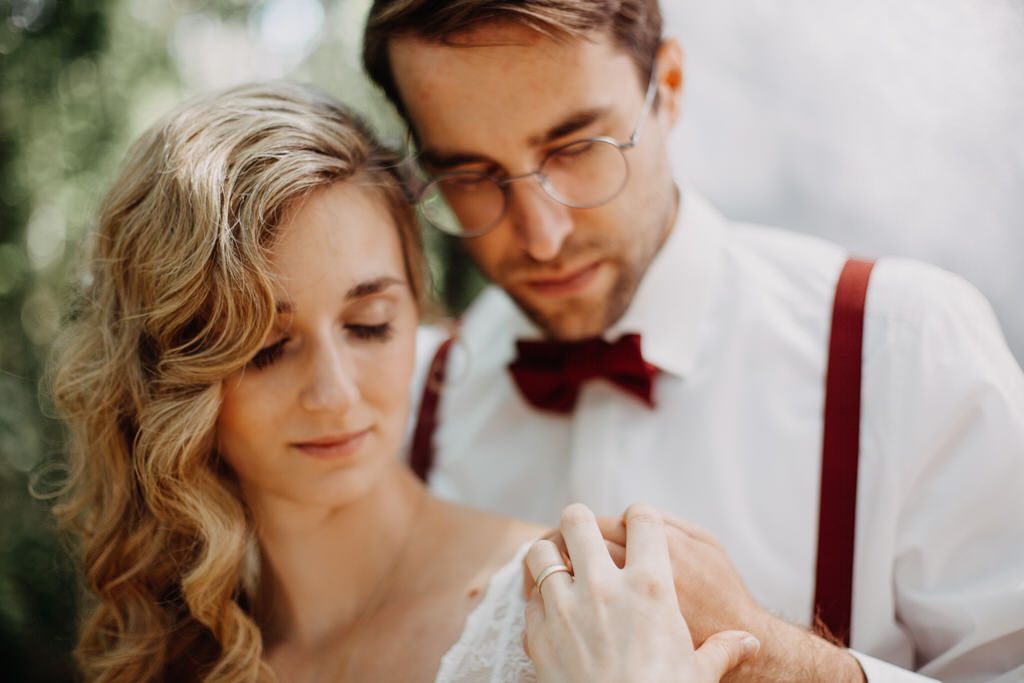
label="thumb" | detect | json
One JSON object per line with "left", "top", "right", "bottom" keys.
{"left": 694, "top": 630, "right": 760, "bottom": 679}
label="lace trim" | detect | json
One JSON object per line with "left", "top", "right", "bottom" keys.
{"left": 433, "top": 541, "right": 537, "bottom": 683}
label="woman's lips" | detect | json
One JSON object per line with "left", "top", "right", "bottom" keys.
{"left": 523, "top": 260, "right": 604, "bottom": 298}
{"left": 292, "top": 429, "right": 370, "bottom": 460}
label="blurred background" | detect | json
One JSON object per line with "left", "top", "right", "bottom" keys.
{"left": 1, "top": 0, "right": 1021, "bottom": 679}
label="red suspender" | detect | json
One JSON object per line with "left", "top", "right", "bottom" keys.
{"left": 814, "top": 257, "right": 875, "bottom": 646}
{"left": 409, "top": 336, "right": 454, "bottom": 482}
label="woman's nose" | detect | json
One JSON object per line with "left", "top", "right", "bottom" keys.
{"left": 299, "top": 339, "right": 360, "bottom": 414}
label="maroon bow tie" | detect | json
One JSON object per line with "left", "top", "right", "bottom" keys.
{"left": 508, "top": 333, "right": 657, "bottom": 414}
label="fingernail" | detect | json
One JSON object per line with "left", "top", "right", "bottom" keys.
{"left": 719, "top": 630, "right": 751, "bottom": 640}
{"left": 719, "top": 631, "right": 760, "bottom": 654}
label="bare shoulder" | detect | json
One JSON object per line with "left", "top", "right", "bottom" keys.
{"left": 431, "top": 499, "right": 544, "bottom": 577}
{"left": 353, "top": 502, "right": 542, "bottom": 681}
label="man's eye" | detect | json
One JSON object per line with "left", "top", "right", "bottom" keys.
{"left": 440, "top": 174, "right": 493, "bottom": 192}
{"left": 249, "top": 338, "right": 287, "bottom": 370}
{"left": 551, "top": 140, "right": 597, "bottom": 160}
{"left": 348, "top": 323, "right": 394, "bottom": 342}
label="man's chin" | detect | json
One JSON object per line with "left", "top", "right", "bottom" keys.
{"left": 511, "top": 294, "right": 610, "bottom": 340}
{"left": 503, "top": 262, "right": 621, "bottom": 338}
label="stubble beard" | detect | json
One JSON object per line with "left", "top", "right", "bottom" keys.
{"left": 512, "top": 262, "right": 637, "bottom": 340}
{"left": 489, "top": 235, "right": 646, "bottom": 341}
{"left": 495, "top": 199, "right": 676, "bottom": 340}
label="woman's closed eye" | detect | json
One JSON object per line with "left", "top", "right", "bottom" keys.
{"left": 248, "top": 321, "right": 394, "bottom": 371}
{"left": 346, "top": 296, "right": 398, "bottom": 343}
{"left": 250, "top": 338, "right": 287, "bottom": 370}
{"left": 347, "top": 322, "right": 394, "bottom": 342}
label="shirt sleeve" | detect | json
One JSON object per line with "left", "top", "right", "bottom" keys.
{"left": 851, "top": 651, "right": 940, "bottom": 682}
{"left": 873, "top": 260, "right": 1024, "bottom": 681}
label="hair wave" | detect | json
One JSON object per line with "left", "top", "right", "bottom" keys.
{"left": 50, "top": 81, "right": 423, "bottom": 682}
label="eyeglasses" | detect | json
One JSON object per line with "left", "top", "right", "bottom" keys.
{"left": 411, "top": 70, "right": 660, "bottom": 237}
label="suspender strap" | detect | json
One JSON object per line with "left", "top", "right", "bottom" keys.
{"left": 814, "top": 257, "right": 875, "bottom": 646}
{"left": 409, "top": 336, "right": 455, "bottom": 482}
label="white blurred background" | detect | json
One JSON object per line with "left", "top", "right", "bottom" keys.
{"left": 663, "top": 0, "right": 1024, "bottom": 362}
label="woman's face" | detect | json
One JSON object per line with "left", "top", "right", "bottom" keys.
{"left": 217, "top": 180, "right": 418, "bottom": 509}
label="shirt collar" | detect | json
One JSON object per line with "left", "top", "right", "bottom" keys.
{"left": 606, "top": 188, "right": 726, "bottom": 378}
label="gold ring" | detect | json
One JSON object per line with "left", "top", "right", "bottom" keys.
{"left": 534, "top": 563, "right": 572, "bottom": 592}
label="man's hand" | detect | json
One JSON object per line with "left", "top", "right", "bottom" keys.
{"left": 601, "top": 511, "right": 866, "bottom": 682}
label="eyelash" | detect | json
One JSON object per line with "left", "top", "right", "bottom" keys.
{"left": 248, "top": 323, "right": 395, "bottom": 370}
{"left": 349, "top": 323, "right": 394, "bottom": 342}
{"left": 250, "top": 339, "right": 286, "bottom": 370}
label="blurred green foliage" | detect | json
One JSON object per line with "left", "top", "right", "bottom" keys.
{"left": 2, "top": 2, "right": 131, "bottom": 679}
{"left": 0, "top": 1, "right": 479, "bottom": 680}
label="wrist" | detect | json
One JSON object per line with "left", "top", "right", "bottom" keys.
{"left": 723, "top": 616, "right": 865, "bottom": 683}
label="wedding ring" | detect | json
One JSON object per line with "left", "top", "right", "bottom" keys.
{"left": 534, "top": 563, "right": 572, "bottom": 592}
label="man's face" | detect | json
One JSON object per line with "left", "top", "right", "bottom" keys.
{"left": 390, "top": 25, "right": 683, "bottom": 340}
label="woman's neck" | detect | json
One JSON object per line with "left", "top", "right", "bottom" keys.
{"left": 251, "top": 461, "right": 432, "bottom": 651}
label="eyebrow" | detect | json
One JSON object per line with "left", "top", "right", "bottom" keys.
{"left": 345, "top": 276, "right": 405, "bottom": 301}
{"left": 272, "top": 276, "right": 405, "bottom": 314}
{"left": 529, "top": 107, "right": 609, "bottom": 147}
{"left": 419, "top": 106, "right": 611, "bottom": 171}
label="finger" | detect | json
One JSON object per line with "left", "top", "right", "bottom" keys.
{"left": 521, "top": 529, "right": 572, "bottom": 598}
{"left": 560, "top": 503, "right": 616, "bottom": 580}
{"left": 660, "top": 511, "right": 719, "bottom": 546}
{"left": 694, "top": 631, "right": 760, "bottom": 679}
{"left": 526, "top": 539, "right": 574, "bottom": 609}
{"left": 536, "top": 528, "right": 574, "bottom": 570}
{"left": 606, "top": 539, "right": 626, "bottom": 569}
{"left": 595, "top": 515, "right": 627, "bottom": 547}
{"left": 623, "top": 503, "right": 672, "bottom": 575}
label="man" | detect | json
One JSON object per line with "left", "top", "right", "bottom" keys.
{"left": 362, "top": 1, "right": 1024, "bottom": 681}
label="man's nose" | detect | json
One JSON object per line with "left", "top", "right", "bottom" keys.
{"left": 299, "top": 339, "right": 360, "bottom": 414}
{"left": 508, "top": 179, "right": 574, "bottom": 262}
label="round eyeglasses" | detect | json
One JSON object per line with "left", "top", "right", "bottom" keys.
{"left": 412, "top": 70, "right": 660, "bottom": 238}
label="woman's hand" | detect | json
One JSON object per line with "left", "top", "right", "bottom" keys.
{"left": 523, "top": 503, "right": 759, "bottom": 683}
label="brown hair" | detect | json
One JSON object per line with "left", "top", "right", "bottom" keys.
{"left": 363, "top": 0, "right": 663, "bottom": 118}
{"left": 50, "top": 81, "right": 423, "bottom": 682}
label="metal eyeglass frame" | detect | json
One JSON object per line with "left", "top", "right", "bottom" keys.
{"left": 410, "top": 68, "right": 661, "bottom": 238}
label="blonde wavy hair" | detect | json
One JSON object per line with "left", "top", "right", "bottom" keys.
{"left": 50, "top": 82, "right": 424, "bottom": 682}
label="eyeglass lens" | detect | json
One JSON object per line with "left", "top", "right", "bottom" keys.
{"left": 419, "top": 138, "right": 629, "bottom": 236}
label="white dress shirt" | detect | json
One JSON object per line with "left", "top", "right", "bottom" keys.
{"left": 409, "top": 190, "right": 1024, "bottom": 682}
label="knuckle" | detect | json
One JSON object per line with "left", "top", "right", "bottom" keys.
{"left": 584, "top": 576, "right": 611, "bottom": 601}
{"left": 630, "top": 569, "right": 669, "bottom": 599}
{"left": 560, "top": 502, "right": 595, "bottom": 528}
{"left": 541, "top": 528, "right": 561, "bottom": 543}
{"left": 526, "top": 540, "right": 556, "bottom": 568}
{"left": 625, "top": 503, "right": 664, "bottom": 527}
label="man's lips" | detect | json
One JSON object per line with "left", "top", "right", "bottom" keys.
{"left": 522, "top": 260, "right": 605, "bottom": 297}
{"left": 291, "top": 428, "right": 371, "bottom": 460}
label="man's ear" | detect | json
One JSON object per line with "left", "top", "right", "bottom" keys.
{"left": 654, "top": 37, "right": 685, "bottom": 128}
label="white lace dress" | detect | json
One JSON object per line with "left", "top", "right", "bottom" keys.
{"left": 433, "top": 543, "right": 538, "bottom": 683}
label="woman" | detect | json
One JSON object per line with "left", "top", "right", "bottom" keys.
{"left": 51, "top": 82, "right": 756, "bottom": 682}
